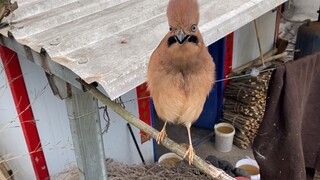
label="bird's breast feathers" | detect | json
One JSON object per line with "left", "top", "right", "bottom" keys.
{"left": 147, "top": 50, "right": 215, "bottom": 124}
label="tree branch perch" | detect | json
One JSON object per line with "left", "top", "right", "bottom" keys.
{"left": 76, "top": 78, "right": 235, "bottom": 180}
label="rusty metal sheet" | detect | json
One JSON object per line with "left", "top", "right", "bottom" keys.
{"left": 0, "top": 0, "right": 287, "bottom": 100}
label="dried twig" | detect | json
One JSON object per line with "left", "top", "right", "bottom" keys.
{"left": 0, "top": 84, "right": 49, "bottom": 132}
{"left": 222, "top": 70, "right": 273, "bottom": 148}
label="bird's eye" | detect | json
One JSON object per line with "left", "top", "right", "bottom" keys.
{"left": 169, "top": 27, "right": 173, "bottom": 32}
{"left": 191, "top": 24, "right": 197, "bottom": 32}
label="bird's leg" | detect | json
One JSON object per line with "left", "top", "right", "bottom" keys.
{"left": 183, "top": 123, "right": 195, "bottom": 165}
{"left": 156, "top": 121, "right": 167, "bottom": 144}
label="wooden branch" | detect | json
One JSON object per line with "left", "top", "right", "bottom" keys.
{"left": 264, "top": 51, "right": 288, "bottom": 62}
{"left": 76, "top": 79, "right": 235, "bottom": 180}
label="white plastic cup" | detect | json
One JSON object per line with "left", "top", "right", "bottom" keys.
{"left": 235, "top": 158, "right": 260, "bottom": 180}
{"left": 214, "top": 123, "right": 235, "bottom": 152}
{"left": 158, "top": 152, "right": 182, "bottom": 166}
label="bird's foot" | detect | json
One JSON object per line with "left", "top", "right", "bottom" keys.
{"left": 156, "top": 129, "right": 167, "bottom": 144}
{"left": 183, "top": 145, "right": 195, "bottom": 165}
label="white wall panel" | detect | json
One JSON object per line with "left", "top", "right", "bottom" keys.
{"left": 232, "top": 11, "right": 277, "bottom": 68}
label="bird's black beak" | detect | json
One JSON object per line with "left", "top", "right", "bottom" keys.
{"left": 168, "top": 28, "right": 197, "bottom": 47}
{"left": 175, "top": 29, "right": 187, "bottom": 44}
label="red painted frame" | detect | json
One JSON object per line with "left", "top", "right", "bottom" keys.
{"left": 136, "top": 83, "right": 151, "bottom": 144}
{"left": 0, "top": 46, "right": 49, "bottom": 179}
{"left": 224, "top": 32, "right": 234, "bottom": 88}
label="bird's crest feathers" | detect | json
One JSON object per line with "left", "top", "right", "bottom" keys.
{"left": 167, "top": 0, "right": 199, "bottom": 29}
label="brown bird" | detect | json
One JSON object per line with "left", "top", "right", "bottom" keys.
{"left": 147, "top": 0, "right": 215, "bottom": 164}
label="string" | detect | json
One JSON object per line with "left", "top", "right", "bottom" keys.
{"left": 215, "top": 74, "right": 249, "bottom": 83}
{"left": 101, "top": 96, "right": 125, "bottom": 134}
{"left": 120, "top": 67, "right": 275, "bottom": 104}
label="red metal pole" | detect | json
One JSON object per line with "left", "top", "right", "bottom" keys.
{"left": 0, "top": 46, "right": 49, "bottom": 179}
{"left": 136, "top": 83, "right": 151, "bottom": 144}
{"left": 224, "top": 32, "right": 234, "bottom": 88}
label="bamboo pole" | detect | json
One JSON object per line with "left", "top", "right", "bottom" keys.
{"left": 76, "top": 79, "right": 235, "bottom": 180}
{"left": 254, "top": 19, "right": 265, "bottom": 66}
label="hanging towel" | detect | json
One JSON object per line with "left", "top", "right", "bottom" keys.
{"left": 253, "top": 52, "right": 320, "bottom": 180}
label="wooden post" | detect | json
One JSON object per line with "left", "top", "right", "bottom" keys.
{"left": 65, "top": 85, "right": 107, "bottom": 180}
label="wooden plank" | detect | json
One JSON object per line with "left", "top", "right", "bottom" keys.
{"left": 65, "top": 85, "right": 107, "bottom": 180}
{"left": 0, "top": 162, "right": 11, "bottom": 180}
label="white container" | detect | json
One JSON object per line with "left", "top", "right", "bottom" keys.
{"left": 158, "top": 153, "right": 182, "bottom": 166}
{"left": 236, "top": 158, "right": 260, "bottom": 180}
{"left": 214, "top": 122, "right": 235, "bottom": 152}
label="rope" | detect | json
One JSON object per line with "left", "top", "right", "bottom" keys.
{"left": 121, "top": 68, "right": 276, "bottom": 104}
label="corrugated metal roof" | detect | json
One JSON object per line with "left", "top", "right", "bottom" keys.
{"left": 0, "top": 0, "right": 286, "bottom": 100}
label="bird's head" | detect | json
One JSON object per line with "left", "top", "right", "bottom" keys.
{"left": 166, "top": 0, "right": 201, "bottom": 48}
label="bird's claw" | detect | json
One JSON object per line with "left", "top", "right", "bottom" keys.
{"left": 156, "top": 129, "right": 167, "bottom": 144}
{"left": 183, "top": 145, "right": 195, "bottom": 165}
